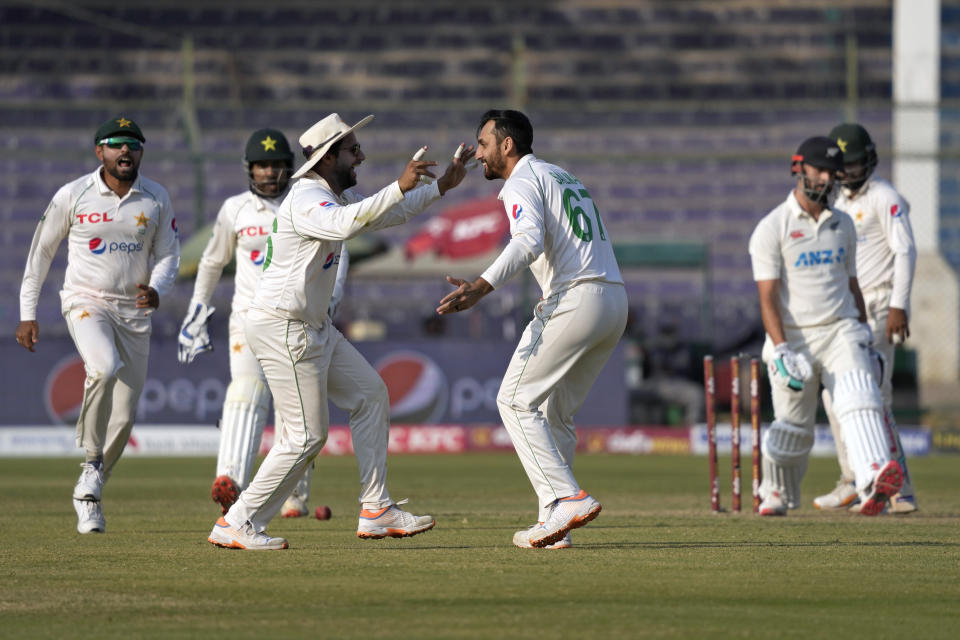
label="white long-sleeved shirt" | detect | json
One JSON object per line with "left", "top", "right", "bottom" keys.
{"left": 251, "top": 173, "right": 441, "bottom": 328}
{"left": 832, "top": 176, "right": 916, "bottom": 312}
{"left": 191, "top": 189, "right": 349, "bottom": 316}
{"left": 749, "top": 190, "right": 859, "bottom": 329}
{"left": 20, "top": 168, "right": 180, "bottom": 320}
{"left": 480, "top": 154, "right": 623, "bottom": 297}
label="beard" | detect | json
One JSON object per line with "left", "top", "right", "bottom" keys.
{"left": 105, "top": 157, "right": 138, "bottom": 183}
{"left": 481, "top": 152, "right": 507, "bottom": 180}
{"left": 332, "top": 162, "right": 357, "bottom": 191}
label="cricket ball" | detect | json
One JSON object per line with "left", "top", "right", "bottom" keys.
{"left": 315, "top": 505, "right": 332, "bottom": 520}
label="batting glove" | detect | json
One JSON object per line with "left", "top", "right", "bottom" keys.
{"left": 768, "top": 343, "right": 813, "bottom": 392}
{"left": 178, "top": 302, "right": 215, "bottom": 364}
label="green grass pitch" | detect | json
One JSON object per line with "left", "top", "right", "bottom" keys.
{"left": 2, "top": 453, "right": 959, "bottom": 639}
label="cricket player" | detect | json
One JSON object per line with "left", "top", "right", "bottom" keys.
{"left": 16, "top": 115, "right": 180, "bottom": 534}
{"left": 437, "top": 109, "right": 627, "bottom": 549}
{"left": 813, "top": 123, "right": 918, "bottom": 514}
{"left": 748, "top": 136, "right": 902, "bottom": 517}
{"left": 179, "top": 128, "right": 347, "bottom": 518}
{"left": 208, "top": 113, "right": 473, "bottom": 550}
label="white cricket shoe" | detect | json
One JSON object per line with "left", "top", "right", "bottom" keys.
{"left": 887, "top": 493, "right": 918, "bottom": 514}
{"left": 859, "top": 460, "right": 904, "bottom": 516}
{"left": 813, "top": 480, "right": 859, "bottom": 511}
{"left": 356, "top": 503, "right": 435, "bottom": 539}
{"left": 758, "top": 491, "right": 787, "bottom": 516}
{"left": 531, "top": 490, "right": 601, "bottom": 548}
{"left": 73, "top": 461, "right": 103, "bottom": 502}
{"left": 280, "top": 495, "right": 309, "bottom": 518}
{"left": 73, "top": 498, "right": 105, "bottom": 534}
{"left": 208, "top": 517, "right": 289, "bottom": 550}
{"left": 513, "top": 524, "right": 572, "bottom": 549}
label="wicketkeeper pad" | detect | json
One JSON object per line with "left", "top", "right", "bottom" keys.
{"left": 216, "top": 376, "right": 270, "bottom": 489}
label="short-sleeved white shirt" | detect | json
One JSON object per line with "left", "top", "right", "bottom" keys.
{"left": 749, "top": 190, "right": 859, "bottom": 328}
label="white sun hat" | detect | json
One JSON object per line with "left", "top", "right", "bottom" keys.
{"left": 291, "top": 113, "right": 374, "bottom": 179}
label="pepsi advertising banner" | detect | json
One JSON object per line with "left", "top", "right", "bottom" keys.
{"left": 1, "top": 337, "right": 627, "bottom": 426}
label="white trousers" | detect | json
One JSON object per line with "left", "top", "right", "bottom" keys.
{"left": 824, "top": 286, "right": 913, "bottom": 493}
{"left": 764, "top": 318, "right": 874, "bottom": 429}
{"left": 228, "top": 308, "right": 267, "bottom": 381}
{"left": 498, "top": 281, "right": 628, "bottom": 521}
{"left": 64, "top": 295, "right": 151, "bottom": 480}
{"left": 227, "top": 308, "right": 392, "bottom": 532}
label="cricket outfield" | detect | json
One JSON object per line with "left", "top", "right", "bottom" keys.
{"left": 1, "top": 454, "right": 958, "bottom": 639}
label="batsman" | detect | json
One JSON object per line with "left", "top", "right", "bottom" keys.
{"left": 748, "top": 136, "right": 902, "bottom": 516}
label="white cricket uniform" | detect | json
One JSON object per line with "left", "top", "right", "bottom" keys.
{"left": 191, "top": 190, "right": 282, "bottom": 383}
{"left": 832, "top": 177, "right": 916, "bottom": 402}
{"left": 749, "top": 190, "right": 868, "bottom": 422}
{"left": 827, "top": 177, "right": 916, "bottom": 493}
{"left": 189, "top": 189, "right": 349, "bottom": 489}
{"left": 482, "top": 154, "right": 627, "bottom": 521}
{"left": 20, "top": 168, "right": 180, "bottom": 474}
{"left": 750, "top": 190, "right": 895, "bottom": 500}
{"left": 227, "top": 173, "right": 443, "bottom": 532}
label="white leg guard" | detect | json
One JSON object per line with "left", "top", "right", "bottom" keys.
{"left": 760, "top": 421, "right": 813, "bottom": 509}
{"left": 831, "top": 369, "right": 893, "bottom": 494}
{"left": 216, "top": 376, "right": 270, "bottom": 490}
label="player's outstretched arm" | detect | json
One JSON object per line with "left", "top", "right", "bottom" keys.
{"left": 436, "top": 144, "right": 476, "bottom": 196}
{"left": 15, "top": 320, "right": 39, "bottom": 352}
{"left": 398, "top": 147, "right": 438, "bottom": 193}
{"left": 436, "top": 275, "right": 493, "bottom": 315}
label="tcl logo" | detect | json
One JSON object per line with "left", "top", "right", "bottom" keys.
{"left": 76, "top": 212, "right": 114, "bottom": 224}
{"left": 238, "top": 226, "right": 271, "bottom": 237}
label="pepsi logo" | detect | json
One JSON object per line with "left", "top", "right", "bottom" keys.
{"left": 44, "top": 355, "right": 86, "bottom": 424}
{"left": 89, "top": 237, "right": 106, "bottom": 254}
{"left": 171, "top": 217, "right": 178, "bottom": 232}
{"left": 376, "top": 351, "right": 448, "bottom": 424}
{"left": 322, "top": 251, "right": 336, "bottom": 269}
{"left": 512, "top": 204, "right": 523, "bottom": 219}
{"left": 890, "top": 204, "right": 901, "bottom": 218}
{"left": 319, "top": 201, "right": 336, "bottom": 208}
{"left": 251, "top": 250, "right": 265, "bottom": 266}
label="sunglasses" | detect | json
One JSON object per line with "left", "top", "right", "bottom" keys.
{"left": 98, "top": 137, "right": 143, "bottom": 151}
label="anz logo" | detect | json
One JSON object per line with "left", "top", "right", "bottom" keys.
{"left": 794, "top": 246, "right": 845, "bottom": 268}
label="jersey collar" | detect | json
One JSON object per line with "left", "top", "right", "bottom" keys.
{"left": 94, "top": 167, "right": 142, "bottom": 196}
{"left": 499, "top": 153, "right": 536, "bottom": 199}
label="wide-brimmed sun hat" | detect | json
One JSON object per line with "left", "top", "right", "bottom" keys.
{"left": 291, "top": 113, "right": 374, "bottom": 179}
